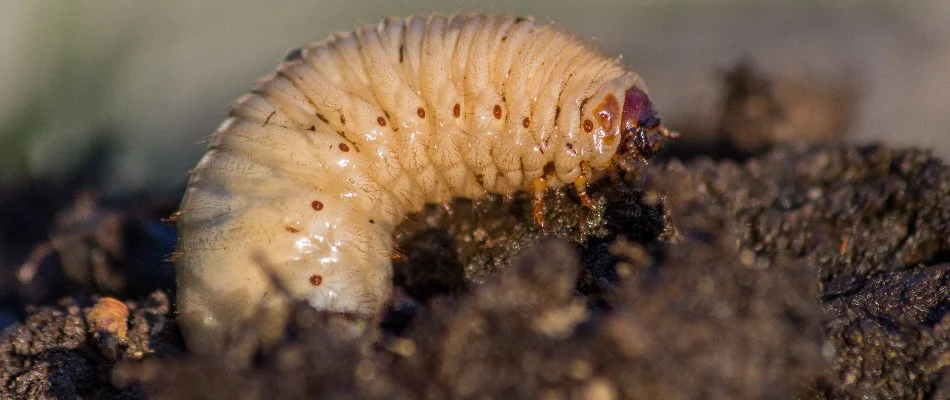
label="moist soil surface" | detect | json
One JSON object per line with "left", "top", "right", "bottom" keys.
{"left": 1, "top": 65, "right": 948, "bottom": 399}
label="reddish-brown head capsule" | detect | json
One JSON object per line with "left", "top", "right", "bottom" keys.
{"left": 617, "top": 86, "right": 671, "bottom": 166}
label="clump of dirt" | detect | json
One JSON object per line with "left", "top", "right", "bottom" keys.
{"left": 671, "top": 61, "right": 857, "bottom": 161}
{"left": 0, "top": 183, "right": 177, "bottom": 320}
{"left": 1, "top": 64, "right": 947, "bottom": 399}
{"left": 651, "top": 145, "right": 950, "bottom": 398}
{"left": 0, "top": 292, "right": 181, "bottom": 398}
{"left": 718, "top": 62, "right": 857, "bottom": 153}
{"left": 110, "top": 232, "right": 825, "bottom": 399}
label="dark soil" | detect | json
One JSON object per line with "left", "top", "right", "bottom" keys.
{"left": 1, "top": 64, "right": 948, "bottom": 399}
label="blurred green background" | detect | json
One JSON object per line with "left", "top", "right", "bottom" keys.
{"left": 1, "top": 0, "right": 948, "bottom": 194}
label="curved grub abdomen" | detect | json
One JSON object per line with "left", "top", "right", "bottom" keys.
{"left": 175, "top": 13, "right": 673, "bottom": 353}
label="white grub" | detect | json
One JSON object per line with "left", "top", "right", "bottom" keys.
{"left": 175, "top": 13, "right": 672, "bottom": 353}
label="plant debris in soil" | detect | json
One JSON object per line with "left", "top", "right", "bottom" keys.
{"left": 1, "top": 63, "right": 948, "bottom": 399}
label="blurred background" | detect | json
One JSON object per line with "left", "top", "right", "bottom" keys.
{"left": 0, "top": 0, "right": 948, "bottom": 194}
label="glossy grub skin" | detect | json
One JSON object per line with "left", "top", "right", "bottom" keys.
{"left": 175, "top": 13, "right": 674, "bottom": 353}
